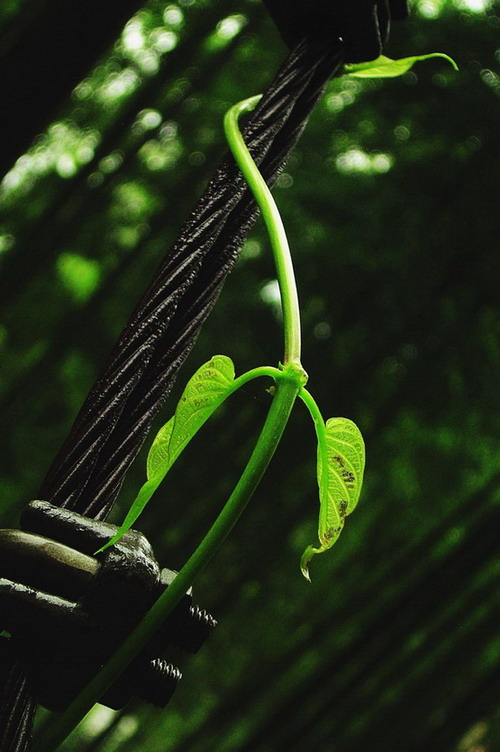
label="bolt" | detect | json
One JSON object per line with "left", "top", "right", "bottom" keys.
{"left": 137, "top": 659, "right": 182, "bottom": 707}
{"left": 183, "top": 605, "right": 217, "bottom": 653}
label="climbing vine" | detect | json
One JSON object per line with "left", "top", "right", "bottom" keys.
{"left": 35, "top": 50, "right": 457, "bottom": 752}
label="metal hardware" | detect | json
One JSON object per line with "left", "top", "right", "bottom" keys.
{"left": 0, "top": 501, "right": 216, "bottom": 711}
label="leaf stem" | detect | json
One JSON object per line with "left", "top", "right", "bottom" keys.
{"left": 224, "top": 96, "right": 302, "bottom": 367}
{"left": 298, "top": 387, "right": 327, "bottom": 444}
{"left": 33, "top": 377, "right": 300, "bottom": 752}
{"left": 298, "top": 388, "right": 330, "bottom": 520}
{"left": 229, "top": 364, "right": 283, "bottom": 392}
{"left": 297, "top": 387, "right": 334, "bottom": 580}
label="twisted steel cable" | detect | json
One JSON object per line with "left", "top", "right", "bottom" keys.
{"left": 0, "top": 35, "right": 344, "bottom": 752}
{"left": 0, "top": 644, "right": 35, "bottom": 752}
{"left": 80, "top": 42, "right": 345, "bottom": 517}
{"left": 39, "top": 36, "right": 344, "bottom": 519}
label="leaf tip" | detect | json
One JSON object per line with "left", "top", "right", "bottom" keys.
{"left": 429, "top": 52, "right": 459, "bottom": 71}
{"left": 94, "top": 533, "right": 121, "bottom": 556}
{"left": 300, "top": 546, "right": 314, "bottom": 582}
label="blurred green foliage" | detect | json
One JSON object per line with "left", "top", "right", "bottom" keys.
{"left": 0, "top": 0, "right": 499, "bottom": 750}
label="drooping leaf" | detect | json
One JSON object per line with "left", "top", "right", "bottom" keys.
{"left": 301, "top": 417, "right": 365, "bottom": 580}
{"left": 324, "top": 417, "right": 365, "bottom": 516}
{"left": 97, "top": 355, "right": 236, "bottom": 552}
{"left": 343, "top": 53, "right": 458, "bottom": 79}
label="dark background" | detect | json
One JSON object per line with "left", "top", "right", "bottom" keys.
{"left": 0, "top": 1, "right": 498, "bottom": 750}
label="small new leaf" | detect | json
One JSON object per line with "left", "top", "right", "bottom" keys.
{"left": 97, "top": 355, "right": 236, "bottom": 553}
{"left": 301, "top": 417, "right": 365, "bottom": 581}
{"left": 343, "top": 53, "right": 458, "bottom": 79}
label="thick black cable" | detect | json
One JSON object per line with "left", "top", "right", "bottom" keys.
{"left": 39, "top": 36, "right": 344, "bottom": 519}
{"left": 0, "top": 642, "right": 35, "bottom": 752}
{"left": 1, "top": 36, "right": 344, "bottom": 752}
{"left": 80, "top": 42, "right": 345, "bottom": 517}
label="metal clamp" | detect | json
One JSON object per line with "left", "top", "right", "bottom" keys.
{"left": 0, "top": 501, "right": 216, "bottom": 711}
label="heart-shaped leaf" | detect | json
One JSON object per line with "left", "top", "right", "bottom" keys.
{"left": 301, "top": 417, "right": 365, "bottom": 580}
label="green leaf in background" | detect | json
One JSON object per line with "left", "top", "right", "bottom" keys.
{"left": 301, "top": 417, "right": 365, "bottom": 580}
{"left": 56, "top": 252, "right": 101, "bottom": 303}
{"left": 343, "top": 52, "right": 458, "bottom": 78}
{"left": 97, "top": 355, "right": 236, "bottom": 552}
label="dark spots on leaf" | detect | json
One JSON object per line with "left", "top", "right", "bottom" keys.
{"left": 339, "top": 500, "right": 348, "bottom": 517}
{"left": 325, "top": 526, "right": 342, "bottom": 541}
{"left": 332, "top": 455, "right": 345, "bottom": 468}
{"left": 193, "top": 397, "right": 210, "bottom": 408}
{"left": 341, "top": 470, "right": 355, "bottom": 487}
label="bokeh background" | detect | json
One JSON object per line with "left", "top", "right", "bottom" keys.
{"left": 0, "top": 0, "right": 499, "bottom": 750}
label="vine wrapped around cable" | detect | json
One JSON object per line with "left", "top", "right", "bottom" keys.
{"left": 98, "top": 94, "right": 367, "bottom": 581}
{"left": 97, "top": 51, "right": 457, "bottom": 579}
{"left": 35, "top": 49, "right": 458, "bottom": 752}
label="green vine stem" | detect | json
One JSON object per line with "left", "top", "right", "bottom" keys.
{"left": 224, "top": 96, "right": 303, "bottom": 368}
{"left": 35, "top": 96, "right": 306, "bottom": 751}
{"left": 33, "top": 375, "right": 300, "bottom": 752}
